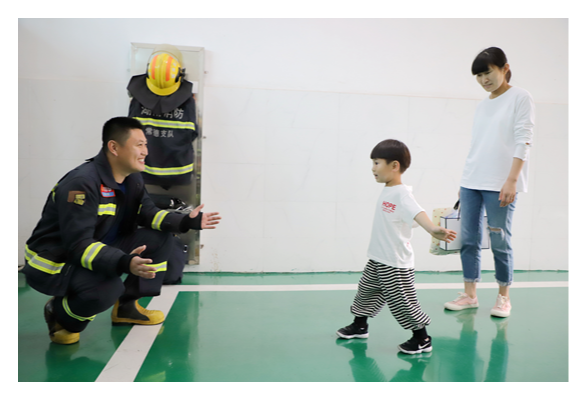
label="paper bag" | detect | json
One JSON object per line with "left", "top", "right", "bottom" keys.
{"left": 429, "top": 206, "right": 460, "bottom": 255}
{"left": 430, "top": 200, "right": 490, "bottom": 255}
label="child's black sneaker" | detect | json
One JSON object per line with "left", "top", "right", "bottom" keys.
{"left": 397, "top": 336, "right": 432, "bottom": 354}
{"left": 336, "top": 323, "right": 369, "bottom": 339}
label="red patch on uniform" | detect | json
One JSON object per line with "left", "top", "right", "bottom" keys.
{"left": 100, "top": 184, "right": 115, "bottom": 198}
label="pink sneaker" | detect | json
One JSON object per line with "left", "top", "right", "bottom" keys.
{"left": 444, "top": 292, "right": 479, "bottom": 311}
{"left": 490, "top": 294, "right": 511, "bottom": 317}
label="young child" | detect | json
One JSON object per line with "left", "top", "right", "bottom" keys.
{"left": 337, "top": 139, "right": 456, "bottom": 354}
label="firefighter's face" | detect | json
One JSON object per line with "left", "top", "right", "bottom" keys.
{"left": 116, "top": 128, "right": 148, "bottom": 173}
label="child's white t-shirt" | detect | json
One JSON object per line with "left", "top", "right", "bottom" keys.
{"left": 367, "top": 184, "right": 425, "bottom": 269}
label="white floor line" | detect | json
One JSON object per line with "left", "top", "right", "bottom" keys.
{"left": 96, "top": 280, "right": 568, "bottom": 382}
{"left": 174, "top": 281, "right": 568, "bottom": 292}
{"left": 95, "top": 287, "right": 179, "bottom": 382}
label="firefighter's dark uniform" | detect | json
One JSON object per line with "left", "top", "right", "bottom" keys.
{"left": 22, "top": 149, "right": 203, "bottom": 334}
{"left": 127, "top": 74, "right": 198, "bottom": 188}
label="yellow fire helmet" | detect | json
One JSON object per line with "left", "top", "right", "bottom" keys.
{"left": 145, "top": 44, "right": 186, "bottom": 96}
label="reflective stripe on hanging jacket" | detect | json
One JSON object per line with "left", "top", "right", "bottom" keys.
{"left": 127, "top": 74, "right": 198, "bottom": 188}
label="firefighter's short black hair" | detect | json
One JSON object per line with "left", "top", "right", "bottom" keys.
{"left": 102, "top": 117, "right": 145, "bottom": 152}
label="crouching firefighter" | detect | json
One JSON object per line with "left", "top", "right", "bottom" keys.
{"left": 22, "top": 117, "right": 221, "bottom": 345}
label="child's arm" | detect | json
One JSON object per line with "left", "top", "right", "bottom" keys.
{"left": 414, "top": 211, "right": 457, "bottom": 243}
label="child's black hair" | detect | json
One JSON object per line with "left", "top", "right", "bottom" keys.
{"left": 471, "top": 47, "right": 511, "bottom": 83}
{"left": 370, "top": 139, "right": 411, "bottom": 173}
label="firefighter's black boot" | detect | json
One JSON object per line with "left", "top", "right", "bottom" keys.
{"left": 44, "top": 297, "right": 80, "bottom": 345}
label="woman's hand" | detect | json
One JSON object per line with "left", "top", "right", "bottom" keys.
{"left": 499, "top": 179, "right": 517, "bottom": 207}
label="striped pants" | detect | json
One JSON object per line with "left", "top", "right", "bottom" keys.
{"left": 351, "top": 260, "right": 431, "bottom": 331}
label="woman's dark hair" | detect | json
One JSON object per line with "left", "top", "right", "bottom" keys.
{"left": 370, "top": 139, "right": 411, "bottom": 173}
{"left": 471, "top": 47, "right": 511, "bottom": 83}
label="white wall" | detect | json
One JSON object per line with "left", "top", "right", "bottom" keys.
{"left": 18, "top": 18, "right": 568, "bottom": 272}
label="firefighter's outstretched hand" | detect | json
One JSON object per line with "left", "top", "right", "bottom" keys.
{"left": 129, "top": 245, "right": 156, "bottom": 279}
{"left": 190, "top": 204, "right": 222, "bottom": 229}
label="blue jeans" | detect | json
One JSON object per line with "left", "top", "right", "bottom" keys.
{"left": 459, "top": 187, "right": 517, "bottom": 286}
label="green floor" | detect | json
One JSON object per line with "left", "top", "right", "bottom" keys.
{"left": 18, "top": 271, "right": 568, "bottom": 382}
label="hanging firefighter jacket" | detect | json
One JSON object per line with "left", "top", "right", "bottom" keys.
{"left": 127, "top": 74, "right": 198, "bottom": 188}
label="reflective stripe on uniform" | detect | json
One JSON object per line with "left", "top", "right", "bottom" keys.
{"left": 151, "top": 210, "right": 168, "bottom": 231}
{"left": 98, "top": 203, "right": 116, "bottom": 216}
{"left": 51, "top": 183, "right": 58, "bottom": 203}
{"left": 137, "top": 204, "right": 142, "bottom": 214}
{"left": 143, "top": 164, "right": 194, "bottom": 176}
{"left": 63, "top": 296, "right": 96, "bottom": 322}
{"left": 81, "top": 242, "right": 106, "bottom": 271}
{"left": 24, "top": 245, "right": 65, "bottom": 275}
{"left": 145, "top": 261, "right": 167, "bottom": 273}
{"left": 134, "top": 117, "right": 195, "bottom": 130}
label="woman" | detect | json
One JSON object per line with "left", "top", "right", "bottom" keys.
{"left": 444, "top": 47, "right": 535, "bottom": 317}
